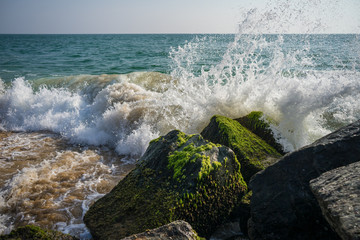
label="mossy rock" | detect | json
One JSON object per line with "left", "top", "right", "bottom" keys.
{"left": 84, "top": 130, "right": 247, "bottom": 239}
{"left": 235, "top": 111, "right": 285, "bottom": 154}
{"left": 0, "top": 225, "right": 78, "bottom": 240}
{"left": 201, "top": 115, "right": 282, "bottom": 183}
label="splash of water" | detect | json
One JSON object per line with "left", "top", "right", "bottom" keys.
{"left": 169, "top": 33, "right": 359, "bottom": 149}
{"left": 237, "top": 0, "right": 344, "bottom": 34}
{"left": 1, "top": 34, "right": 359, "bottom": 155}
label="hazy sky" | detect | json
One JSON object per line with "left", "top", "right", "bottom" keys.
{"left": 0, "top": 0, "right": 359, "bottom": 34}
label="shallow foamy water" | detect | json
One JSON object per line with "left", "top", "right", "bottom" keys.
{"left": 0, "top": 131, "right": 135, "bottom": 238}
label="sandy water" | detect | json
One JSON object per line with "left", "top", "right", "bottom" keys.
{"left": 0, "top": 131, "right": 134, "bottom": 238}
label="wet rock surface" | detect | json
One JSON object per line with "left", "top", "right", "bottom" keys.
{"left": 121, "top": 220, "right": 199, "bottom": 240}
{"left": 201, "top": 115, "right": 281, "bottom": 183}
{"left": 249, "top": 120, "right": 360, "bottom": 240}
{"left": 310, "top": 161, "right": 360, "bottom": 240}
{"left": 84, "top": 130, "right": 247, "bottom": 239}
{"left": 234, "top": 111, "right": 285, "bottom": 154}
{"left": 0, "top": 225, "right": 78, "bottom": 240}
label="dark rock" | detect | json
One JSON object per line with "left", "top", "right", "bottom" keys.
{"left": 210, "top": 221, "right": 244, "bottom": 240}
{"left": 235, "top": 111, "right": 285, "bottom": 154}
{"left": 0, "top": 225, "right": 78, "bottom": 240}
{"left": 121, "top": 220, "right": 199, "bottom": 240}
{"left": 84, "top": 130, "right": 247, "bottom": 240}
{"left": 237, "top": 191, "right": 252, "bottom": 237}
{"left": 249, "top": 120, "right": 360, "bottom": 240}
{"left": 201, "top": 115, "right": 282, "bottom": 183}
{"left": 310, "top": 161, "right": 360, "bottom": 240}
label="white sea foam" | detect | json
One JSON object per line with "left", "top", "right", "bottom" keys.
{"left": 0, "top": 76, "right": 163, "bottom": 156}
{"left": 0, "top": 138, "right": 131, "bottom": 237}
{"left": 167, "top": 34, "right": 360, "bottom": 149}
{"left": 0, "top": 34, "right": 359, "bottom": 156}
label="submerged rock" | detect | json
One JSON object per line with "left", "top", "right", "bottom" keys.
{"left": 310, "top": 161, "right": 360, "bottom": 240}
{"left": 249, "top": 120, "right": 360, "bottom": 240}
{"left": 0, "top": 225, "right": 78, "bottom": 240}
{"left": 201, "top": 115, "right": 282, "bottom": 183}
{"left": 84, "top": 130, "right": 247, "bottom": 239}
{"left": 235, "top": 111, "right": 285, "bottom": 154}
{"left": 121, "top": 220, "right": 200, "bottom": 240}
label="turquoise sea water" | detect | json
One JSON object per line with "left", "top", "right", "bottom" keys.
{"left": 1, "top": 34, "right": 358, "bottom": 82}
{"left": 1, "top": 34, "right": 359, "bottom": 146}
{"left": 0, "top": 33, "right": 359, "bottom": 238}
{"left": 1, "top": 34, "right": 180, "bottom": 81}
{"left": 1, "top": 34, "right": 235, "bottom": 82}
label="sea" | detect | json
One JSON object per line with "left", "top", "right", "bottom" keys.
{"left": 0, "top": 33, "right": 359, "bottom": 238}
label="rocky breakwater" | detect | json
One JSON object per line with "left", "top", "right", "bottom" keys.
{"left": 249, "top": 119, "right": 360, "bottom": 240}
{"left": 84, "top": 130, "right": 247, "bottom": 239}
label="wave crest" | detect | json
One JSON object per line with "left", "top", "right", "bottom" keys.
{"left": 1, "top": 35, "right": 360, "bottom": 156}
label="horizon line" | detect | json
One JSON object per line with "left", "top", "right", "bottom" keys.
{"left": 0, "top": 32, "right": 359, "bottom": 35}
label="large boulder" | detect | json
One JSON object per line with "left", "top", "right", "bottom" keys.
{"left": 84, "top": 130, "right": 247, "bottom": 239}
{"left": 201, "top": 115, "right": 282, "bottom": 183}
{"left": 0, "top": 225, "right": 77, "bottom": 240}
{"left": 120, "top": 220, "right": 200, "bottom": 240}
{"left": 235, "top": 111, "right": 285, "bottom": 154}
{"left": 249, "top": 120, "right": 360, "bottom": 240}
{"left": 310, "top": 161, "right": 360, "bottom": 240}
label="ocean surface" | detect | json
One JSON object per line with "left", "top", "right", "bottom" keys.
{"left": 0, "top": 33, "right": 359, "bottom": 238}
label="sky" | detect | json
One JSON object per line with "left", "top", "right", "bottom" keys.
{"left": 0, "top": 0, "right": 359, "bottom": 34}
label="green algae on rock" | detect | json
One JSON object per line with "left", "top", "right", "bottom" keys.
{"left": 235, "top": 111, "right": 285, "bottom": 154}
{"left": 201, "top": 115, "right": 282, "bottom": 183}
{"left": 84, "top": 130, "right": 247, "bottom": 239}
{"left": 0, "top": 225, "right": 78, "bottom": 240}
